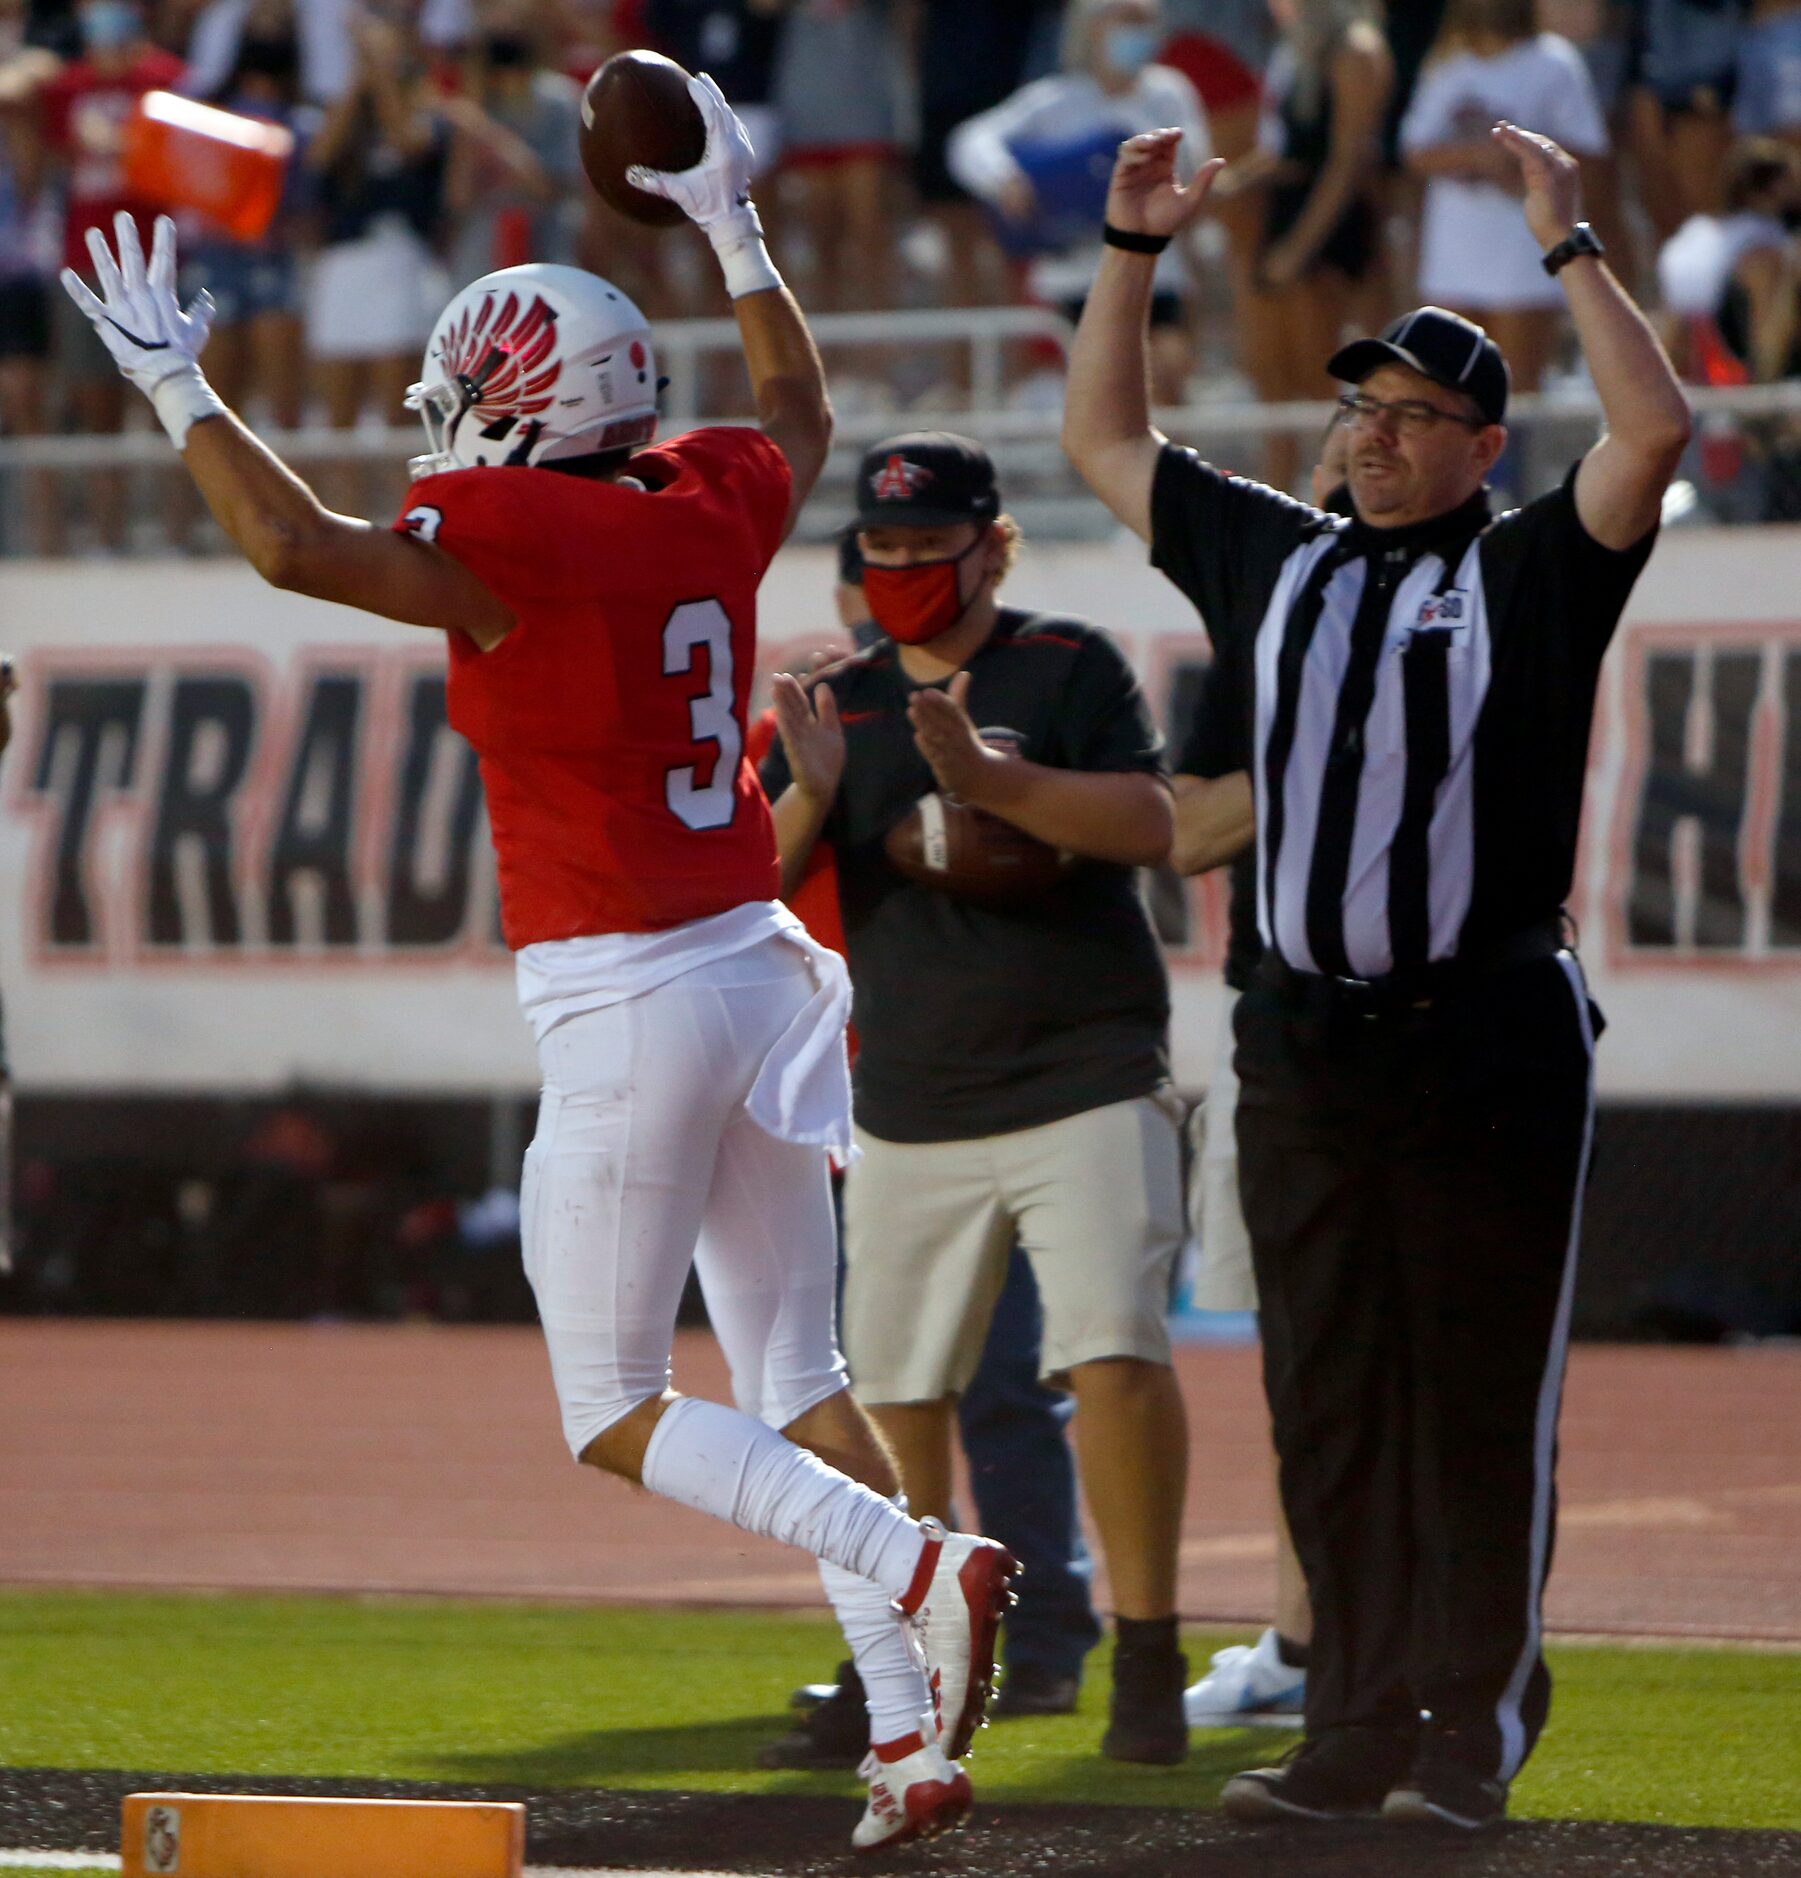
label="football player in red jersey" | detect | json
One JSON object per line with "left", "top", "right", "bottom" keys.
{"left": 61, "top": 75, "right": 1017, "bottom": 1850}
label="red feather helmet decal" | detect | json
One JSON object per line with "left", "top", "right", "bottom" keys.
{"left": 436, "top": 290, "right": 562, "bottom": 419}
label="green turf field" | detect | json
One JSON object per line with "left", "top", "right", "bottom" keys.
{"left": 2, "top": 1588, "right": 1798, "bottom": 1834}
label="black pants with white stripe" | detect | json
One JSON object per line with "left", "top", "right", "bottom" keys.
{"left": 1234, "top": 953, "right": 1596, "bottom": 1784}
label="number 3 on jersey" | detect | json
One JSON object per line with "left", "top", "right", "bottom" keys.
{"left": 662, "top": 599, "right": 742, "bottom": 832}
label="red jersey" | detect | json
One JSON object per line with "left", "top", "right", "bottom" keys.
{"left": 395, "top": 427, "right": 790, "bottom": 948}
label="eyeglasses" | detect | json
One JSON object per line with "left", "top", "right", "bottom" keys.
{"left": 1336, "top": 391, "right": 1486, "bottom": 436}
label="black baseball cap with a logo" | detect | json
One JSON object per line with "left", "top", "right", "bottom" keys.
{"left": 1328, "top": 307, "right": 1510, "bottom": 426}
{"left": 855, "top": 431, "right": 1001, "bottom": 529}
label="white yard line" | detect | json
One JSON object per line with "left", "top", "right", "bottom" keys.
{"left": 0, "top": 1855, "right": 738, "bottom": 1878}
{"left": 0, "top": 1857, "right": 119, "bottom": 1872}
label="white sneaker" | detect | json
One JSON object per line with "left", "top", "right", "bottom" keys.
{"left": 893, "top": 1518, "right": 1020, "bottom": 1759}
{"left": 850, "top": 1732, "right": 972, "bottom": 1850}
{"left": 1183, "top": 1627, "right": 1306, "bottom": 1728}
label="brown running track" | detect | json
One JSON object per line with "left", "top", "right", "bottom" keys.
{"left": 2, "top": 1322, "right": 1798, "bottom": 1641}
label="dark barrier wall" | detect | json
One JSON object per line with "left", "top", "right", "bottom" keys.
{"left": 4, "top": 1094, "right": 1796, "bottom": 1342}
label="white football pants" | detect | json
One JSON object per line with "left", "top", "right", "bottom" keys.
{"left": 522, "top": 940, "right": 849, "bottom": 1459}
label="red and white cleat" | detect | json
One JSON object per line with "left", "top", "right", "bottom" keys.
{"left": 851, "top": 1731, "right": 972, "bottom": 1851}
{"left": 893, "top": 1517, "right": 1021, "bottom": 1760}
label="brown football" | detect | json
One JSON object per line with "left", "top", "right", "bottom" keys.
{"left": 579, "top": 50, "right": 706, "bottom": 227}
{"left": 883, "top": 794, "right": 1068, "bottom": 904}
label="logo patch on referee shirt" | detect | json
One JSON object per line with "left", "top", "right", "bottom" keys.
{"left": 1401, "top": 591, "right": 1471, "bottom": 646}
{"left": 1415, "top": 592, "right": 1466, "bottom": 629}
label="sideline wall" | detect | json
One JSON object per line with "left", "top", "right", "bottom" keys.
{"left": 2, "top": 525, "right": 1798, "bottom": 1098}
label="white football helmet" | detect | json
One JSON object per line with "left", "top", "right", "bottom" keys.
{"left": 405, "top": 263, "right": 658, "bottom": 479}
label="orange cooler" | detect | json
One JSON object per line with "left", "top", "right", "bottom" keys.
{"left": 122, "top": 91, "right": 295, "bottom": 242}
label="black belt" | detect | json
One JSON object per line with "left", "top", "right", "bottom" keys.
{"left": 1254, "top": 918, "right": 1568, "bottom": 1018}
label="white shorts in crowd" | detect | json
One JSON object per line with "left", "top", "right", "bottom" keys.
{"left": 305, "top": 216, "right": 448, "bottom": 362}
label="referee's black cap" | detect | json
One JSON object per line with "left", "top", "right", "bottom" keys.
{"left": 854, "top": 432, "right": 1001, "bottom": 529}
{"left": 1328, "top": 307, "right": 1510, "bottom": 426}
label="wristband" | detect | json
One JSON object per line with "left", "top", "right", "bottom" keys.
{"left": 706, "top": 200, "right": 784, "bottom": 299}
{"left": 149, "top": 362, "right": 228, "bottom": 450}
{"left": 1541, "top": 220, "right": 1605, "bottom": 277}
{"left": 1103, "top": 222, "right": 1170, "bottom": 255}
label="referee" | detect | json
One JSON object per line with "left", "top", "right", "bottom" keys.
{"left": 1065, "top": 122, "right": 1690, "bottom": 1828}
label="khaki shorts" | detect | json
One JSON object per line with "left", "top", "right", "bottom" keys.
{"left": 1186, "top": 988, "right": 1257, "bottom": 1313}
{"left": 842, "top": 1091, "right": 1185, "bottom": 1404}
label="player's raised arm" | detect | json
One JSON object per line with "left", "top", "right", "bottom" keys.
{"left": 1062, "top": 132, "right": 1223, "bottom": 541}
{"left": 628, "top": 75, "right": 831, "bottom": 538}
{"left": 60, "top": 213, "right": 512, "bottom": 645}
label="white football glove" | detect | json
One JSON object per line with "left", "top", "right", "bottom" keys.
{"left": 627, "top": 73, "right": 782, "bottom": 298}
{"left": 60, "top": 211, "right": 225, "bottom": 448}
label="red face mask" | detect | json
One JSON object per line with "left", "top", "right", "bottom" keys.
{"left": 861, "top": 529, "right": 988, "bottom": 645}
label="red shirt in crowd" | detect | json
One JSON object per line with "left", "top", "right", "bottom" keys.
{"left": 40, "top": 48, "right": 185, "bottom": 272}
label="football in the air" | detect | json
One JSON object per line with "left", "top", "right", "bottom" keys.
{"left": 883, "top": 794, "right": 1067, "bottom": 904}
{"left": 579, "top": 50, "right": 706, "bottom": 227}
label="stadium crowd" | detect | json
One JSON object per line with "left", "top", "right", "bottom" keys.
{"left": 0, "top": 0, "right": 1798, "bottom": 543}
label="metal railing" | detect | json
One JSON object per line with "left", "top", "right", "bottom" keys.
{"left": 2, "top": 301, "right": 1798, "bottom": 552}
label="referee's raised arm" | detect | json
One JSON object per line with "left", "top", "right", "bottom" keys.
{"left": 1490, "top": 121, "right": 1692, "bottom": 548}
{"left": 1062, "top": 133, "right": 1225, "bottom": 541}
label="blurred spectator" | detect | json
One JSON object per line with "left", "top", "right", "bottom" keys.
{"left": 1160, "top": 0, "right": 1267, "bottom": 156}
{"left": 770, "top": 0, "right": 902, "bottom": 321}
{"left": 947, "top": 0, "right": 1210, "bottom": 404}
{"left": 1537, "top": 0, "right": 1636, "bottom": 291}
{"left": 1401, "top": 0, "right": 1609, "bottom": 390}
{"left": 1157, "top": 0, "right": 1269, "bottom": 390}
{"left": 18, "top": 0, "right": 81, "bottom": 57}
{"left": 912, "top": 0, "right": 1062, "bottom": 315}
{"left": 1659, "top": 136, "right": 1801, "bottom": 380}
{"left": 444, "top": 0, "right": 584, "bottom": 285}
{"left": 644, "top": 0, "right": 780, "bottom": 167}
{"left": 304, "top": 7, "right": 448, "bottom": 503}
{"left": 176, "top": 0, "right": 309, "bottom": 428}
{"left": 2, "top": 0, "right": 45, "bottom": 60}
{"left": 39, "top": 0, "right": 183, "bottom": 550}
{"left": 1541, "top": 0, "right": 1631, "bottom": 115}
{"left": 548, "top": 0, "right": 620, "bottom": 85}
{"left": 181, "top": 0, "right": 474, "bottom": 103}
{"left": 1627, "top": 0, "right": 1745, "bottom": 236}
{"left": 1216, "top": 0, "right": 1392, "bottom": 491}
{"left": 1734, "top": 0, "right": 1801, "bottom": 150}
{"left": 0, "top": 39, "right": 61, "bottom": 551}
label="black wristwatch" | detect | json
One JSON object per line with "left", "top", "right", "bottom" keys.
{"left": 1542, "top": 221, "right": 1605, "bottom": 276}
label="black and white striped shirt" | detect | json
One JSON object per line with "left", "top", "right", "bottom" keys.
{"left": 1151, "top": 449, "right": 1655, "bottom": 979}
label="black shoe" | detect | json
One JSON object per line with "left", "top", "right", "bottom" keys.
{"left": 1384, "top": 1743, "right": 1509, "bottom": 1830}
{"left": 759, "top": 1661, "right": 868, "bottom": 1769}
{"left": 1101, "top": 1642, "right": 1188, "bottom": 1764}
{"left": 1221, "top": 1729, "right": 1413, "bottom": 1824}
{"left": 991, "top": 1663, "right": 1082, "bottom": 1719}
{"left": 788, "top": 1659, "right": 855, "bottom": 1716}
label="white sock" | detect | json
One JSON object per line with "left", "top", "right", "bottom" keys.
{"left": 640, "top": 1396, "right": 926, "bottom": 1596}
{"left": 820, "top": 1556, "right": 932, "bottom": 1745}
